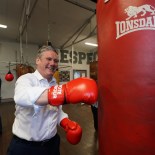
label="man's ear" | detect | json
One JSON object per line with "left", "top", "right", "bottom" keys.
{"left": 36, "top": 58, "right": 40, "bottom": 65}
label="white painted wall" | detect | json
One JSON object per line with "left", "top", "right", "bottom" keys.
{"left": 0, "top": 41, "right": 38, "bottom": 100}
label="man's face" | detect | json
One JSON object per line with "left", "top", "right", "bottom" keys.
{"left": 36, "top": 50, "right": 59, "bottom": 80}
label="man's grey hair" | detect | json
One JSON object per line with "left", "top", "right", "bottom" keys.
{"left": 37, "top": 45, "right": 58, "bottom": 58}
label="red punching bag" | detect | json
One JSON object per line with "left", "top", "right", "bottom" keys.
{"left": 97, "top": 0, "right": 155, "bottom": 155}
{"left": 5, "top": 63, "right": 14, "bottom": 82}
{"left": 5, "top": 71, "right": 14, "bottom": 81}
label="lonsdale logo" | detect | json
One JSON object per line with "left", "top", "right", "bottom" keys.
{"left": 115, "top": 4, "right": 155, "bottom": 39}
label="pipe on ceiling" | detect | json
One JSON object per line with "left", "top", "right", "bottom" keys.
{"left": 64, "top": 0, "right": 96, "bottom": 13}
{"left": 61, "top": 13, "right": 96, "bottom": 49}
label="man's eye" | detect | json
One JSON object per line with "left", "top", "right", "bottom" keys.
{"left": 46, "top": 58, "right": 51, "bottom": 61}
{"left": 46, "top": 58, "right": 58, "bottom": 63}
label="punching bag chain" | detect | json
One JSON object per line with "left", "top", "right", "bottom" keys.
{"left": 47, "top": 0, "right": 50, "bottom": 42}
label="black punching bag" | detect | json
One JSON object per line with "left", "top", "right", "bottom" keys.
{"left": 96, "top": 0, "right": 155, "bottom": 155}
{"left": 0, "top": 78, "right": 2, "bottom": 134}
{"left": 0, "top": 77, "right": 1, "bottom": 100}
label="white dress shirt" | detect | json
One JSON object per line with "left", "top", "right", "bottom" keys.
{"left": 12, "top": 70, "right": 68, "bottom": 141}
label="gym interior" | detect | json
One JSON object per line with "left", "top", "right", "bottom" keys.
{"left": 1, "top": 0, "right": 155, "bottom": 155}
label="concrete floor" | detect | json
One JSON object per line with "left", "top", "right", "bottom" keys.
{"left": 0, "top": 102, "right": 98, "bottom": 155}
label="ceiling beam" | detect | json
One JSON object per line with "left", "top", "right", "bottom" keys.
{"left": 60, "top": 13, "right": 96, "bottom": 49}
{"left": 18, "top": 0, "right": 39, "bottom": 37}
{"left": 64, "top": 0, "right": 96, "bottom": 13}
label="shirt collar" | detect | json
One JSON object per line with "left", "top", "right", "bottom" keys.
{"left": 34, "top": 70, "right": 56, "bottom": 84}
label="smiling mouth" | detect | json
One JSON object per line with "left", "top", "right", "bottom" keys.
{"left": 47, "top": 66, "right": 57, "bottom": 72}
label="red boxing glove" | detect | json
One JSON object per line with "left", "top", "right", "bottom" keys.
{"left": 48, "top": 77, "right": 98, "bottom": 106}
{"left": 60, "top": 118, "right": 82, "bottom": 145}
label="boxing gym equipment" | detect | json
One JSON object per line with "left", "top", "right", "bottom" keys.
{"left": 5, "top": 71, "right": 14, "bottom": 82}
{"left": 5, "top": 62, "right": 14, "bottom": 81}
{"left": 48, "top": 77, "right": 98, "bottom": 106}
{"left": 0, "top": 78, "right": 2, "bottom": 134}
{"left": 16, "top": 64, "right": 35, "bottom": 78}
{"left": 97, "top": 0, "right": 155, "bottom": 155}
{"left": 60, "top": 118, "right": 82, "bottom": 145}
{"left": 0, "top": 77, "right": 1, "bottom": 101}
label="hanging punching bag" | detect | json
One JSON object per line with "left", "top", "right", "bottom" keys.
{"left": 5, "top": 71, "right": 14, "bottom": 81}
{"left": 5, "top": 62, "right": 14, "bottom": 81}
{"left": 97, "top": 0, "right": 155, "bottom": 155}
{"left": 0, "top": 78, "right": 1, "bottom": 101}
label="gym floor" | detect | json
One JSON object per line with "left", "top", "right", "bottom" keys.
{"left": 0, "top": 102, "right": 98, "bottom": 155}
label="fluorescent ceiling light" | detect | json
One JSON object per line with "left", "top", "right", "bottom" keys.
{"left": 85, "top": 42, "right": 98, "bottom": 47}
{"left": 0, "top": 24, "right": 7, "bottom": 28}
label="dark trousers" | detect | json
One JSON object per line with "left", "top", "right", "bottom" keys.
{"left": 7, "top": 134, "right": 60, "bottom": 155}
{"left": 91, "top": 105, "right": 98, "bottom": 131}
